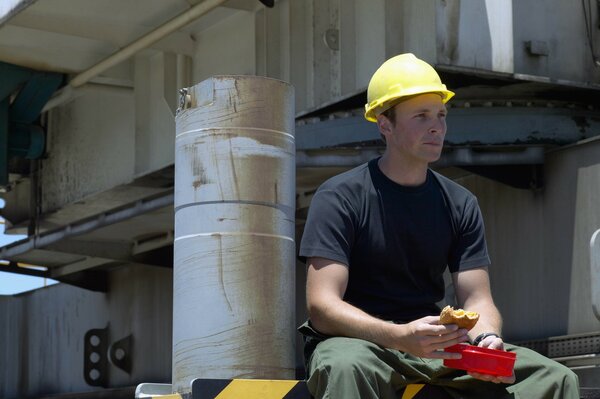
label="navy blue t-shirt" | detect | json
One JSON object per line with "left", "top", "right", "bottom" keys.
{"left": 299, "top": 158, "right": 490, "bottom": 323}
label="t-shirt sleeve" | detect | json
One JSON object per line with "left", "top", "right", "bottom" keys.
{"left": 448, "top": 197, "right": 491, "bottom": 272}
{"left": 299, "top": 189, "right": 356, "bottom": 266}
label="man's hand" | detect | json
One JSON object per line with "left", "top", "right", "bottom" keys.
{"left": 468, "top": 336, "right": 516, "bottom": 384}
{"left": 395, "top": 316, "right": 469, "bottom": 359}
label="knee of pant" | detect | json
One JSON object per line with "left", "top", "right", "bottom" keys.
{"left": 560, "top": 365, "right": 579, "bottom": 387}
{"left": 310, "top": 337, "right": 383, "bottom": 379}
{"left": 546, "top": 359, "right": 579, "bottom": 387}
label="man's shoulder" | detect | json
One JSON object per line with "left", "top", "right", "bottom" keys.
{"left": 430, "top": 169, "right": 477, "bottom": 204}
{"left": 318, "top": 161, "right": 372, "bottom": 193}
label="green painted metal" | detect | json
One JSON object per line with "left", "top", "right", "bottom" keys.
{"left": 0, "top": 98, "right": 8, "bottom": 186}
{"left": 0, "top": 61, "right": 35, "bottom": 99}
{"left": 10, "top": 72, "right": 63, "bottom": 123}
{"left": 0, "top": 61, "right": 63, "bottom": 186}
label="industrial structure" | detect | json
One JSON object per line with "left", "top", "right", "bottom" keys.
{"left": 1, "top": 0, "right": 600, "bottom": 398}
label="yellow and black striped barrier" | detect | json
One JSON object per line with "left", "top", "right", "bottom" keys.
{"left": 136, "top": 380, "right": 450, "bottom": 399}
{"left": 191, "top": 379, "right": 310, "bottom": 399}
{"left": 188, "top": 379, "right": 451, "bottom": 399}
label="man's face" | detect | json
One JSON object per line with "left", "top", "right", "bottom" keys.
{"left": 377, "top": 93, "right": 447, "bottom": 165}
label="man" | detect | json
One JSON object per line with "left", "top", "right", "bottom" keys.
{"left": 298, "top": 53, "right": 579, "bottom": 398}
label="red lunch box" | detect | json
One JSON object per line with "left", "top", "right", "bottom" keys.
{"left": 444, "top": 344, "right": 517, "bottom": 377}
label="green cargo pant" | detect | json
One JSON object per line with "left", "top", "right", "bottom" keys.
{"left": 300, "top": 323, "right": 580, "bottom": 399}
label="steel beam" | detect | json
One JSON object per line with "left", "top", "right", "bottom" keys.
{"left": 0, "top": 261, "right": 47, "bottom": 277}
{"left": 48, "top": 257, "right": 114, "bottom": 279}
{"left": 0, "top": 191, "right": 173, "bottom": 260}
{"left": 296, "top": 105, "right": 600, "bottom": 150}
{"left": 44, "top": 239, "right": 133, "bottom": 261}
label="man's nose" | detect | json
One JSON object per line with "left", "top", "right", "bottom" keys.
{"left": 429, "top": 118, "right": 446, "bottom": 134}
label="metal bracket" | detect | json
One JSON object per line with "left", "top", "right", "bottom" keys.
{"left": 109, "top": 334, "right": 133, "bottom": 374}
{"left": 176, "top": 88, "right": 191, "bottom": 115}
{"left": 84, "top": 327, "right": 135, "bottom": 387}
{"left": 84, "top": 326, "right": 110, "bottom": 387}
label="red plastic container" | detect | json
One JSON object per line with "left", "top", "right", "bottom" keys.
{"left": 444, "top": 344, "right": 516, "bottom": 377}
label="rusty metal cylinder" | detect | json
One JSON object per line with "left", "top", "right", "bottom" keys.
{"left": 173, "top": 76, "right": 295, "bottom": 394}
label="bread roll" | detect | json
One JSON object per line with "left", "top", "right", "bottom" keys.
{"left": 439, "top": 305, "right": 479, "bottom": 330}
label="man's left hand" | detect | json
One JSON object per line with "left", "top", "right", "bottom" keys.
{"left": 467, "top": 336, "right": 516, "bottom": 384}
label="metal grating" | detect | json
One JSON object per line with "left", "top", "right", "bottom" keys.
{"left": 516, "top": 332, "right": 600, "bottom": 358}
{"left": 548, "top": 333, "right": 600, "bottom": 358}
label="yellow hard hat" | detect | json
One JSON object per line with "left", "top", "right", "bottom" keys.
{"left": 364, "top": 53, "right": 455, "bottom": 122}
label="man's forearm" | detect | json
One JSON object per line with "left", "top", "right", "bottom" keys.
{"left": 463, "top": 299, "right": 503, "bottom": 341}
{"left": 309, "top": 298, "right": 404, "bottom": 350}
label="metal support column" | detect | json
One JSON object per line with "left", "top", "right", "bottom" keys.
{"left": 173, "top": 76, "right": 296, "bottom": 395}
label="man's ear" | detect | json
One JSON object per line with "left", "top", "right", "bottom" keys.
{"left": 376, "top": 114, "right": 392, "bottom": 137}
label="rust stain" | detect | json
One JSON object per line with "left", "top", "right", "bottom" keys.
{"left": 227, "top": 139, "right": 241, "bottom": 197}
{"left": 216, "top": 234, "right": 233, "bottom": 313}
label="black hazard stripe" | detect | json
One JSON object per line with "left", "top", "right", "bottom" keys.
{"left": 192, "top": 378, "right": 311, "bottom": 399}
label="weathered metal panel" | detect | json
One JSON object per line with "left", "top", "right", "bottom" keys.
{"left": 454, "top": 138, "right": 600, "bottom": 340}
{"left": 173, "top": 76, "right": 295, "bottom": 394}
{"left": 592, "top": 229, "right": 600, "bottom": 321}
{"left": 134, "top": 52, "right": 183, "bottom": 176}
{"left": 0, "top": 264, "right": 173, "bottom": 399}
{"left": 512, "top": 0, "right": 600, "bottom": 82}
{"left": 191, "top": 10, "right": 256, "bottom": 85}
{"left": 354, "top": 0, "right": 385, "bottom": 89}
{"left": 569, "top": 162, "right": 600, "bottom": 332}
{"left": 42, "top": 88, "right": 135, "bottom": 213}
{"left": 106, "top": 265, "right": 173, "bottom": 387}
{"left": 0, "top": 284, "right": 109, "bottom": 399}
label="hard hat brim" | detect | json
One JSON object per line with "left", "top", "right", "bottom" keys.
{"left": 364, "top": 88, "right": 455, "bottom": 122}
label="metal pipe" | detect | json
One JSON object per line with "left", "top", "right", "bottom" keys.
{"left": 69, "top": 0, "right": 228, "bottom": 88}
{"left": 42, "top": 83, "right": 133, "bottom": 112}
{"left": 173, "top": 76, "right": 295, "bottom": 394}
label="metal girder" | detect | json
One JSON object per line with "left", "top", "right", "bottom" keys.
{"left": 297, "top": 146, "right": 545, "bottom": 169}
{"left": 0, "top": 261, "right": 47, "bottom": 277}
{"left": 297, "top": 148, "right": 383, "bottom": 168}
{"left": 44, "top": 239, "right": 133, "bottom": 262}
{"left": 43, "top": 237, "right": 173, "bottom": 268}
{"left": 49, "top": 257, "right": 114, "bottom": 279}
{"left": 296, "top": 104, "right": 600, "bottom": 151}
{"left": 0, "top": 191, "right": 174, "bottom": 260}
{"left": 0, "top": 190, "right": 175, "bottom": 291}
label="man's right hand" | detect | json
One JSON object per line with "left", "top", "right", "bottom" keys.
{"left": 393, "top": 316, "right": 469, "bottom": 359}
{"left": 306, "top": 257, "right": 468, "bottom": 358}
